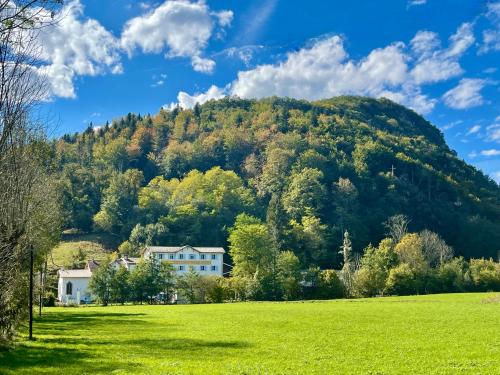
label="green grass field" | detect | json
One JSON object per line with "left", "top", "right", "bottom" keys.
{"left": 1, "top": 293, "right": 499, "bottom": 374}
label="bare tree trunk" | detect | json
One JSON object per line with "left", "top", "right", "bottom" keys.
{"left": 0, "top": 1, "right": 62, "bottom": 345}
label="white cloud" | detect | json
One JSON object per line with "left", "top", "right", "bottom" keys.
{"left": 235, "top": 0, "right": 278, "bottom": 45}
{"left": 481, "top": 149, "right": 500, "bottom": 156}
{"left": 410, "top": 23, "right": 474, "bottom": 85}
{"left": 487, "top": 123, "right": 500, "bottom": 142}
{"left": 468, "top": 151, "right": 478, "bottom": 158}
{"left": 139, "top": 2, "right": 151, "bottom": 10}
{"left": 228, "top": 36, "right": 437, "bottom": 114}
{"left": 410, "top": 31, "right": 440, "bottom": 57}
{"left": 442, "top": 78, "right": 487, "bottom": 109}
{"left": 151, "top": 80, "right": 165, "bottom": 87}
{"left": 167, "top": 84, "right": 226, "bottom": 109}
{"left": 120, "top": 0, "right": 232, "bottom": 74}
{"left": 151, "top": 73, "right": 167, "bottom": 87}
{"left": 466, "top": 124, "right": 481, "bottom": 135}
{"left": 408, "top": 0, "right": 427, "bottom": 6}
{"left": 491, "top": 171, "right": 500, "bottom": 183}
{"left": 170, "top": 23, "right": 479, "bottom": 115}
{"left": 441, "top": 120, "right": 463, "bottom": 131}
{"left": 481, "top": 29, "right": 500, "bottom": 53}
{"left": 214, "top": 10, "right": 234, "bottom": 27}
{"left": 445, "top": 23, "right": 475, "bottom": 58}
{"left": 232, "top": 37, "right": 414, "bottom": 103}
{"left": 191, "top": 56, "right": 216, "bottom": 73}
{"left": 221, "top": 45, "right": 264, "bottom": 66}
{"left": 37, "top": 64, "right": 76, "bottom": 98}
{"left": 35, "top": 0, "right": 122, "bottom": 98}
{"left": 410, "top": 58, "right": 463, "bottom": 85}
{"left": 479, "top": 2, "right": 500, "bottom": 53}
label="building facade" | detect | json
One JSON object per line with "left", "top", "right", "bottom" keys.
{"left": 57, "top": 245, "right": 225, "bottom": 304}
{"left": 57, "top": 268, "right": 93, "bottom": 304}
{"left": 143, "top": 245, "right": 225, "bottom": 276}
{"left": 111, "top": 256, "right": 140, "bottom": 272}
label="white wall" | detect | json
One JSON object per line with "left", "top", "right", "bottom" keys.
{"left": 148, "top": 246, "right": 224, "bottom": 276}
{"left": 58, "top": 276, "right": 92, "bottom": 304}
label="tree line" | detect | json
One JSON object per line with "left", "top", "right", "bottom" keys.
{"left": 87, "top": 214, "right": 499, "bottom": 306}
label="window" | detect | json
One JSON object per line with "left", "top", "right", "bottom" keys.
{"left": 189, "top": 254, "right": 195, "bottom": 260}
{"left": 211, "top": 254, "right": 217, "bottom": 260}
{"left": 200, "top": 254, "right": 206, "bottom": 260}
{"left": 179, "top": 265, "right": 184, "bottom": 271}
{"left": 200, "top": 265, "right": 206, "bottom": 271}
{"left": 169, "top": 254, "right": 175, "bottom": 260}
{"left": 66, "top": 282, "right": 73, "bottom": 295}
{"left": 179, "top": 254, "right": 184, "bottom": 259}
{"left": 158, "top": 253, "right": 163, "bottom": 259}
{"left": 211, "top": 265, "right": 217, "bottom": 271}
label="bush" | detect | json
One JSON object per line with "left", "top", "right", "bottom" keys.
{"left": 385, "top": 264, "right": 419, "bottom": 296}
{"left": 224, "top": 276, "right": 252, "bottom": 301}
{"left": 353, "top": 240, "right": 398, "bottom": 297}
{"left": 317, "top": 270, "right": 345, "bottom": 299}
{"left": 436, "top": 258, "right": 471, "bottom": 293}
{"left": 203, "top": 276, "right": 226, "bottom": 303}
{"left": 277, "top": 251, "right": 301, "bottom": 300}
{"left": 44, "top": 292, "right": 56, "bottom": 307}
{"left": 469, "top": 259, "right": 500, "bottom": 292}
{"left": 354, "top": 267, "right": 384, "bottom": 297}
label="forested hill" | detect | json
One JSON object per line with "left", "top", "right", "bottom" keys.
{"left": 53, "top": 96, "right": 500, "bottom": 267}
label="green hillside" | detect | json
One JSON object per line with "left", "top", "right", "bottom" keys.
{"left": 53, "top": 96, "right": 500, "bottom": 267}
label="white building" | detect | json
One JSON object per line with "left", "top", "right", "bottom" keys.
{"left": 57, "top": 246, "right": 225, "bottom": 304}
{"left": 111, "top": 256, "right": 140, "bottom": 272}
{"left": 143, "top": 245, "right": 225, "bottom": 276}
{"left": 57, "top": 267, "right": 93, "bottom": 304}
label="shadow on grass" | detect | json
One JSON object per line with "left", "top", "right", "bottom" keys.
{"left": 0, "top": 310, "right": 251, "bottom": 373}
{"left": 0, "top": 344, "right": 142, "bottom": 374}
{"left": 0, "top": 338, "right": 250, "bottom": 373}
{"left": 32, "top": 311, "right": 149, "bottom": 334}
{"left": 125, "top": 337, "right": 250, "bottom": 352}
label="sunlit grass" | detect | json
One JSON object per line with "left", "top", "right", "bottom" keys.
{"left": 1, "top": 293, "right": 499, "bottom": 374}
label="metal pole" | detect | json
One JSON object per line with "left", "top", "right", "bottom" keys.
{"left": 39, "top": 260, "right": 44, "bottom": 317}
{"left": 29, "top": 245, "right": 34, "bottom": 340}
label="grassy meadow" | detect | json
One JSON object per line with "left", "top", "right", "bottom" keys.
{"left": 1, "top": 293, "right": 499, "bottom": 374}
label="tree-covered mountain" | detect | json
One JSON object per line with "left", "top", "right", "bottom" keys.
{"left": 53, "top": 96, "right": 500, "bottom": 268}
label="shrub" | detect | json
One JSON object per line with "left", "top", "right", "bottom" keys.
{"left": 224, "top": 276, "right": 252, "bottom": 301}
{"left": 385, "top": 264, "right": 418, "bottom": 296}
{"left": 277, "top": 251, "right": 301, "bottom": 300}
{"left": 354, "top": 240, "right": 397, "bottom": 297}
{"left": 437, "top": 258, "right": 471, "bottom": 293}
{"left": 469, "top": 259, "right": 500, "bottom": 292}
{"left": 354, "top": 267, "right": 384, "bottom": 297}
{"left": 317, "top": 270, "right": 345, "bottom": 299}
{"left": 203, "top": 276, "right": 226, "bottom": 303}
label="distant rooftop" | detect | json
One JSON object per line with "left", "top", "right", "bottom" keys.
{"left": 86, "top": 259, "right": 100, "bottom": 271}
{"left": 145, "top": 245, "right": 225, "bottom": 254}
{"left": 114, "top": 257, "right": 141, "bottom": 265}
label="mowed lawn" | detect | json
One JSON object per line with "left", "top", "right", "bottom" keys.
{"left": 1, "top": 294, "right": 499, "bottom": 375}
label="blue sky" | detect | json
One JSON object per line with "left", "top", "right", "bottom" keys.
{"left": 38, "top": 0, "right": 500, "bottom": 182}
